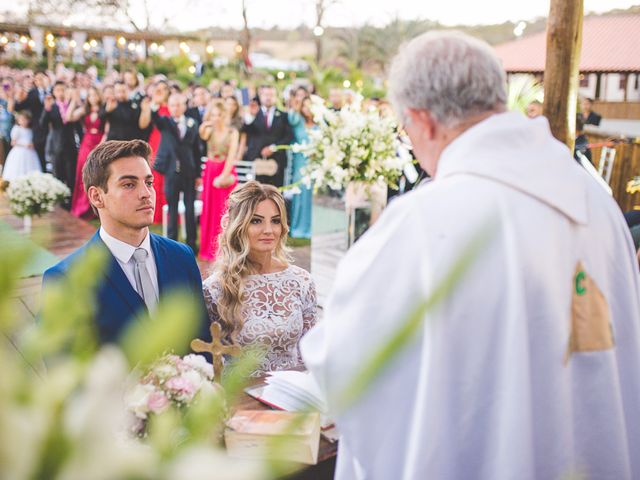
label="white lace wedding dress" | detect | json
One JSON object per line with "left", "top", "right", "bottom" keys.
{"left": 203, "top": 265, "right": 317, "bottom": 376}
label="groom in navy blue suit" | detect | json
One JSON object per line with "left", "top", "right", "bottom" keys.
{"left": 42, "top": 139, "right": 209, "bottom": 344}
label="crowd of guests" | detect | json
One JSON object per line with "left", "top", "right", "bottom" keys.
{"left": 0, "top": 65, "right": 360, "bottom": 260}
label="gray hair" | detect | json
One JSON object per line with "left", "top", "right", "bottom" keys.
{"left": 388, "top": 30, "right": 507, "bottom": 128}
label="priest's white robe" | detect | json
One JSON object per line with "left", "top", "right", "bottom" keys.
{"left": 301, "top": 112, "right": 640, "bottom": 480}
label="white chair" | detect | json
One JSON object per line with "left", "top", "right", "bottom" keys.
{"left": 597, "top": 146, "right": 616, "bottom": 185}
{"left": 162, "top": 192, "right": 203, "bottom": 239}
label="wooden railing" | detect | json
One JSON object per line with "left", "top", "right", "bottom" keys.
{"left": 591, "top": 101, "right": 640, "bottom": 121}
{"left": 585, "top": 132, "right": 640, "bottom": 211}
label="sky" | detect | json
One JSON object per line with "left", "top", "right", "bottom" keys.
{"left": 3, "top": 0, "right": 638, "bottom": 31}
{"left": 169, "top": 0, "right": 639, "bottom": 31}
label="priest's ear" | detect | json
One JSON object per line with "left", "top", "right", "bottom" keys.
{"left": 88, "top": 185, "right": 105, "bottom": 210}
{"left": 404, "top": 108, "right": 437, "bottom": 141}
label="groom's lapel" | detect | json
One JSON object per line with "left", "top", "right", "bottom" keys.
{"left": 89, "top": 233, "right": 145, "bottom": 313}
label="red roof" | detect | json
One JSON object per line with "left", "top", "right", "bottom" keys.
{"left": 494, "top": 14, "right": 640, "bottom": 73}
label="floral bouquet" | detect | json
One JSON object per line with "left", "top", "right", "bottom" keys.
{"left": 126, "top": 353, "right": 225, "bottom": 436}
{"left": 293, "top": 95, "right": 411, "bottom": 191}
{"left": 5, "top": 172, "right": 70, "bottom": 217}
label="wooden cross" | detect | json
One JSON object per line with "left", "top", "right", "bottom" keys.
{"left": 191, "top": 322, "right": 241, "bottom": 382}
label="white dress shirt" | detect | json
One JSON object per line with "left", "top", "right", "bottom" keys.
{"left": 174, "top": 115, "right": 187, "bottom": 139}
{"left": 99, "top": 227, "right": 160, "bottom": 299}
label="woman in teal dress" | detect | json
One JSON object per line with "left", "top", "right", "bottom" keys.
{"left": 288, "top": 92, "right": 315, "bottom": 239}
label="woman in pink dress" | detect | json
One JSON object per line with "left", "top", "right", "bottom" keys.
{"left": 68, "top": 86, "right": 104, "bottom": 219}
{"left": 139, "top": 80, "right": 170, "bottom": 224}
{"left": 198, "top": 100, "right": 240, "bottom": 261}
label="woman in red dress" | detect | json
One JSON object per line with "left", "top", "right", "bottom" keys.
{"left": 68, "top": 86, "right": 104, "bottom": 219}
{"left": 198, "top": 100, "right": 240, "bottom": 261}
{"left": 139, "top": 80, "right": 170, "bottom": 224}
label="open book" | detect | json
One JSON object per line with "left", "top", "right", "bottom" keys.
{"left": 245, "top": 370, "right": 337, "bottom": 438}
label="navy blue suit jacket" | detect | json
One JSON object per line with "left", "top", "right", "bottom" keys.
{"left": 42, "top": 231, "right": 209, "bottom": 345}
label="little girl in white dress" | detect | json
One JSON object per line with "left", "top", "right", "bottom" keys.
{"left": 2, "top": 111, "right": 42, "bottom": 181}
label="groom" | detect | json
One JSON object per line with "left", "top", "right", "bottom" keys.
{"left": 42, "top": 140, "right": 209, "bottom": 344}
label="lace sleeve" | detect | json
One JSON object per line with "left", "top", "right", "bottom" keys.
{"left": 301, "top": 271, "right": 318, "bottom": 335}
{"left": 202, "top": 277, "right": 222, "bottom": 324}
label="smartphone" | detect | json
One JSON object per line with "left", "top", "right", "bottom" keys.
{"left": 240, "top": 87, "right": 250, "bottom": 106}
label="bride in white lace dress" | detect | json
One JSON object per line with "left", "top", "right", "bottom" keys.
{"left": 202, "top": 181, "right": 317, "bottom": 376}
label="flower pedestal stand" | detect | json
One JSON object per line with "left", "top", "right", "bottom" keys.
{"left": 22, "top": 215, "right": 32, "bottom": 235}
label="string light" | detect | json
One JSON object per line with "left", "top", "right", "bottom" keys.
{"left": 45, "top": 33, "right": 54, "bottom": 42}
{"left": 83, "top": 42, "right": 91, "bottom": 51}
{"left": 313, "top": 26, "right": 324, "bottom": 37}
{"left": 158, "top": 45, "right": 165, "bottom": 53}
{"left": 235, "top": 45, "right": 243, "bottom": 54}
{"left": 150, "top": 42, "right": 158, "bottom": 51}
{"left": 117, "top": 36, "right": 126, "bottom": 47}
{"left": 179, "top": 42, "right": 190, "bottom": 53}
{"left": 89, "top": 39, "right": 97, "bottom": 48}
{"left": 128, "top": 42, "right": 136, "bottom": 52}
{"left": 0, "top": 36, "right": 8, "bottom": 45}
{"left": 188, "top": 65, "right": 196, "bottom": 74}
{"left": 20, "top": 36, "right": 28, "bottom": 44}
{"left": 276, "top": 71, "right": 285, "bottom": 80}
{"left": 206, "top": 45, "right": 214, "bottom": 55}
{"left": 28, "top": 39, "right": 36, "bottom": 48}
{"left": 343, "top": 80, "right": 351, "bottom": 88}
{"left": 69, "top": 39, "right": 77, "bottom": 48}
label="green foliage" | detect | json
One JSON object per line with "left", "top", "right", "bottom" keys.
{"left": 21, "top": 245, "right": 106, "bottom": 365}
{"left": 120, "top": 291, "right": 199, "bottom": 368}
{"left": 0, "top": 225, "right": 265, "bottom": 479}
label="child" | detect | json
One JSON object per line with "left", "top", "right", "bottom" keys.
{"left": 1, "top": 110, "right": 42, "bottom": 181}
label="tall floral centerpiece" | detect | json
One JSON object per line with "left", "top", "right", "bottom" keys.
{"left": 5, "top": 172, "right": 70, "bottom": 233}
{"left": 294, "top": 96, "right": 412, "bottom": 244}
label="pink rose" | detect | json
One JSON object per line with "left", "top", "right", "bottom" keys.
{"left": 147, "top": 391, "right": 169, "bottom": 414}
{"left": 165, "top": 376, "right": 196, "bottom": 400}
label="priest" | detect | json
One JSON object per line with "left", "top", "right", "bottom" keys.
{"left": 301, "top": 31, "right": 640, "bottom": 480}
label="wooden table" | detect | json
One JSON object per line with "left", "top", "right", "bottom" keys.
{"left": 234, "top": 376, "right": 338, "bottom": 480}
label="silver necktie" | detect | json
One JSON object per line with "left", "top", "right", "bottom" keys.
{"left": 132, "top": 248, "right": 157, "bottom": 310}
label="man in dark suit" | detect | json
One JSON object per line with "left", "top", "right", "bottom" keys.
{"left": 42, "top": 140, "right": 208, "bottom": 344}
{"left": 185, "top": 85, "right": 210, "bottom": 163}
{"left": 40, "top": 81, "right": 78, "bottom": 197}
{"left": 145, "top": 93, "right": 201, "bottom": 253}
{"left": 101, "top": 81, "right": 145, "bottom": 141}
{"left": 15, "top": 71, "right": 49, "bottom": 171}
{"left": 241, "top": 85, "right": 293, "bottom": 187}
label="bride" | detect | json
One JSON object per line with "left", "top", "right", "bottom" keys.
{"left": 202, "top": 181, "right": 317, "bottom": 375}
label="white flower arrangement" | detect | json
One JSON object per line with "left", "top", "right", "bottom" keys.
{"left": 294, "top": 95, "right": 411, "bottom": 191}
{"left": 5, "top": 172, "right": 70, "bottom": 217}
{"left": 125, "top": 353, "right": 224, "bottom": 436}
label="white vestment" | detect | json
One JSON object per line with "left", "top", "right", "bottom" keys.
{"left": 301, "top": 112, "right": 640, "bottom": 480}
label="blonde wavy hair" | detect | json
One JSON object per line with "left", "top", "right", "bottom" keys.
{"left": 214, "top": 181, "right": 291, "bottom": 341}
